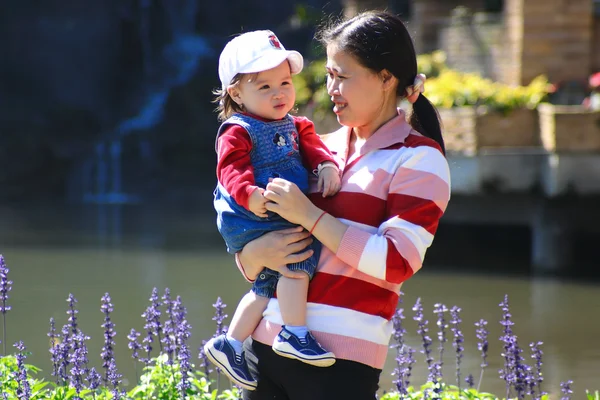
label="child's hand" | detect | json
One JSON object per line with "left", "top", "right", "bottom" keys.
{"left": 317, "top": 163, "right": 341, "bottom": 197}
{"left": 248, "top": 187, "right": 268, "bottom": 218}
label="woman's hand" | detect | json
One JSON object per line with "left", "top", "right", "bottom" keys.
{"left": 264, "top": 178, "right": 322, "bottom": 228}
{"left": 238, "top": 226, "right": 314, "bottom": 279}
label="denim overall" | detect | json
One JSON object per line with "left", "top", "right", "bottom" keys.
{"left": 214, "top": 113, "right": 322, "bottom": 298}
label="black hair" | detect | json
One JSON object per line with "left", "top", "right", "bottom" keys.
{"left": 318, "top": 11, "right": 445, "bottom": 154}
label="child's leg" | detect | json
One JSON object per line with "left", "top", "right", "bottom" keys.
{"left": 203, "top": 291, "right": 268, "bottom": 391}
{"left": 276, "top": 274, "right": 310, "bottom": 327}
{"left": 227, "top": 291, "right": 269, "bottom": 343}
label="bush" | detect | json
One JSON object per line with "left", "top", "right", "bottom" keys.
{"left": 293, "top": 51, "right": 552, "bottom": 119}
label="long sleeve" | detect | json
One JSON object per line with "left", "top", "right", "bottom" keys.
{"left": 216, "top": 125, "right": 257, "bottom": 210}
{"left": 294, "top": 116, "right": 338, "bottom": 171}
{"left": 335, "top": 141, "right": 451, "bottom": 284}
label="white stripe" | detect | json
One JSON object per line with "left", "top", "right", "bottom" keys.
{"left": 399, "top": 146, "right": 450, "bottom": 184}
{"left": 345, "top": 146, "right": 450, "bottom": 186}
{"left": 263, "top": 300, "right": 392, "bottom": 345}
{"left": 355, "top": 216, "right": 433, "bottom": 279}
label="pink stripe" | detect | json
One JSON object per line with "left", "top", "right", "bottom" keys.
{"left": 340, "top": 168, "right": 392, "bottom": 200}
{"left": 318, "top": 247, "right": 402, "bottom": 293}
{"left": 391, "top": 167, "right": 450, "bottom": 211}
{"left": 336, "top": 226, "right": 371, "bottom": 266}
{"left": 387, "top": 230, "right": 423, "bottom": 273}
{"left": 252, "top": 320, "right": 389, "bottom": 369}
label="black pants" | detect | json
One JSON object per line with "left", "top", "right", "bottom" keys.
{"left": 243, "top": 339, "right": 381, "bottom": 400}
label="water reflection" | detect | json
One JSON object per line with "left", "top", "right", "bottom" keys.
{"left": 1, "top": 204, "right": 599, "bottom": 397}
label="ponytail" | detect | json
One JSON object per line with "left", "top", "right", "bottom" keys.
{"left": 409, "top": 94, "right": 446, "bottom": 155}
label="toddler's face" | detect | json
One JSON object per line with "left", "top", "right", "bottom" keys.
{"left": 232, "top": 61, "right": 296, "bottom": 120}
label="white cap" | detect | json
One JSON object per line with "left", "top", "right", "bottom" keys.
{"left": 218, "top": 30, "right": 304, "bottom": 89}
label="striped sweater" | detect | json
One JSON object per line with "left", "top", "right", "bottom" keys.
{"left": 239, "top": 108, "right": 451, "bottom": 369}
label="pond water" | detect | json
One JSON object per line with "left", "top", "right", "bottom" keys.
{"left": 1, "top": 203, "right": 599, "bottom": 398}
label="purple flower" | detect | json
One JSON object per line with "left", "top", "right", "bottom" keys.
{"left": 465, "top": 373, "right": 475, "bottom": 388}
{"left": 530, "top": 341, "right": 545, "bottom": 397}
{"left": 101, "top": 293, "right": 116, "bottom": 383}
{"left": 560, "top": 380, "right": 573, "bottom": 400}
{"left": 66, "top": 294, "right": 79, "bottom": 338}
{"left": 127, "top": 328, "right": 142, "bottom": 360}
{"left": 176, "top": 343, "right": 192, "bottom": 396}
{"left": 69, "top": 332, "right": 90, "bottom": 395}
{"left": 107, "top": 358, "right": 125, "bottom": 399}
{"left": 475, "top": 319, "right": 489, "bottom": 368}
{"left": 392, "top": 345, "right": 416, "bottom": 395}
{"left": 0, "top": 255, "right": 12, "bottom": 313}
{"left": 56, "top": 324, "right": 73, "bottom": 385}
{"left": 212, "top": 297, "right": 228, "bottom": 337}
{"left": 87, "top": 367, "right": 101, "bottom": 391}
{"left": 14, "top": 341, "right": 31, "bottom": 400}
{"left": 161, "top": 288, "right": 177, "bottom": 364}
{"left": 433, "top": 303, "right": 448, "bottom": 366}
{"left": 174, "top": 296, "right": 192, "bottom": 346}
{"left": 0, "top": 254, "right": 12, "bottom": 356}
{"left": 449, "top": 306, "right": 464, "bottom": 391}
{"left": 412, "top": 298, "right": 434, "bottom": 374}
{"left": 198, "top": 339, "right": 213, "bottom": 379}
{"left": 48, "top": 318, "right": 61, "bottom": 384}
{"left": 141, "top": 287, "right": 163, "bottom": 363}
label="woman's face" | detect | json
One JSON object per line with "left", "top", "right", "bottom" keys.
{"left": 325, "top": 44, "right": 388, "bottom": 131}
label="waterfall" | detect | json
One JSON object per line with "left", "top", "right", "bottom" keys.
{"left": 78, "top": 0, "right": 212, "bottom": 205}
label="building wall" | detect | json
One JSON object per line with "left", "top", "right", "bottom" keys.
{"left": 504, "top": 0, "right": 594, "bottom": 85}
{"left": 593, "top": 15, "right": 600, "bottom": 72}
{"left": 412, "top": 0, "right": 486, "bottom": 53}
{"left": 439, "top": 9, "right": 505, "bottom": 81}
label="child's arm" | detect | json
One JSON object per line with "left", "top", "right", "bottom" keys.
{"left": 217, "top": 125, "right": 263, "bottom": 212}
{"left": 294, "top": 117, "right": 341, "bottom": 197}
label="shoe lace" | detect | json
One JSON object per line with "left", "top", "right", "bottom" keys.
{"left": 234, "top": 353, "right": 243, "bottom": 364}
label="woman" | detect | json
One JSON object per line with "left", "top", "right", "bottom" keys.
{"left": 236, "top": 10, "right": 451, "bottom": 400}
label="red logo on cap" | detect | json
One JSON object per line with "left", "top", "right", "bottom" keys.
{"left": 268, "top": 34, "right": 282, "bottom": 49}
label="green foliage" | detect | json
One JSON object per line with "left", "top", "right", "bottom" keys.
{"left": 0, "top": 353, "right": 240, "bottom": 400}
{"left": 426, "top": 70, "right": 551, "bottom": 114}
{"left": 293, "top": 51, "right": 552, "bottom": 119}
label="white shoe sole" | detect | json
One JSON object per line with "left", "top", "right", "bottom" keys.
{"left": 203, "top": 339, "right": 258, "bottom": 391}
{"left": 272, "top": 342, "right": 336, "bottom": 367}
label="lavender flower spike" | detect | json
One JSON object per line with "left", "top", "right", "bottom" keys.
{"left": 449, "top": 306, "right": 464, "bottom": 392}
{"left": 48, "top": 317, "right": 61, "bottom": 384}
{"left": 475, "top": 319, "right": 489, "bottom": 391}
{"left": 212, "top": 297, "right": 228, "bottom": 337}
{"left": 14, "top": 341, "right": 32, "bottom": 400}
{"left": 433, "top": 303, "right": 448, "bottom": 366}
{"left": 101, "top": 293, "right": 116, "bottom": 384}
{"left": 560, "top": 380, "right": 573, "bottom": 400}
{"left": 0, "top": 254, "right": 12, "bottom": 356}
{"left": 530, "top": 341, "right": 545, "bottom": 397}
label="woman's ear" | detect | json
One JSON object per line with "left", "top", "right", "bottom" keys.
{"left": 380, "top": 69, "right": 398, "bottom": 91}
{"left": 227, "top": 85, "right": 243, "bottom": 106}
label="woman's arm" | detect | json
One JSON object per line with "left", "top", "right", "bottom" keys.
{"left": 265, "top": 144, "right": 451, "bottom": 284}
{"left": 236, "top": 227, "right": 315, "bottom": 281}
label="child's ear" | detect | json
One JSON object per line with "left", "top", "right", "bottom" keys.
{"left": 227, "top": 85, "right": 243, "bottom": 105}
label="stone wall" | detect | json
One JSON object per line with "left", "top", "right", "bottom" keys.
{"left": 503, "top": 0, "right": 594, "bottom": 85}
{"left": 439, "top": 8, "right": 505, "bottom": 81}
{"left": 412, "top": 0, "right": 486, "bottom": 53}
{"left": 593, "top": 15, "right": 600, "bottom": 73}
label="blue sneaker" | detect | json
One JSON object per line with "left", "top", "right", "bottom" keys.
{"left": 272, "top": 326, "right": 336, "bottom": 367}
{"left": 203, "top": 335, "right": 257, "bottom": 390}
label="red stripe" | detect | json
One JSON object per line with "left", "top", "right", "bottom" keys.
{"left": 305, "top": 272, "right": 399, "bottom": 320}
{"left": 385, "top": 238, "right": 415, "bottom": 284}
{"left": 403, "top": 134, "right": 444, "bottom": 153}
{"left": 387, "top": 193, "right": 443, "bottom": 235}
{"left": 309, "top": 192, "right": 386, "bottom": 227}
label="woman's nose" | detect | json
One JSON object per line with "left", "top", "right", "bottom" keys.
{"left": 327, "top": 80, "right": 339, "bottom": 96}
